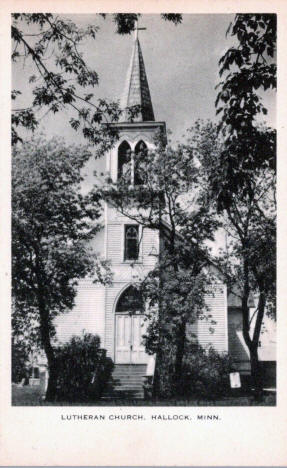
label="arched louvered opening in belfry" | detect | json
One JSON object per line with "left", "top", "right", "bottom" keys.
{"left": 116, "top": 285, "right": 144, "bottom": 315}
{"left": 118, "top": 140, "right": 131, "bottom": 181}
{"left": 134, "top": 140, "right": 147, "bottom": 185}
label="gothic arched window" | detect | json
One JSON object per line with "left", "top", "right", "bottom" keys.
{"left": 116, "top": 285, "right": 143, "bottom": 314}
{"left": 118, "top": 141, "right": 131, "bottom": 181}
{"left": 124, "top": 225, "right": 139, "bottom": 261}
{"left": 134, "top": 140, "right": 147, "bottom": 185}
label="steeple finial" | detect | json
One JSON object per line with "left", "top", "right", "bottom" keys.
{"left": 134, "top": 19, "right": 146, "bottom": 41}
{"left": 120, "top": 21, "right": 155, "bottom": 122}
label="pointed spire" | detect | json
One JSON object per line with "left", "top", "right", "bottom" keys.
{"left": 120, "top": 30, "right": 155, "bottom": 122}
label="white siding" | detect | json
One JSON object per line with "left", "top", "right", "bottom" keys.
{"left": 55, "top": 280, "right": 105, "bottom": 346}
{"left": 192, "top": 283, "right": 228, "bottom": 353}
{"left": 142, "top": 227, "right": 158, "bottom": 266}
{"left": 107, "top": 224, "right": 123, "bottom": 263}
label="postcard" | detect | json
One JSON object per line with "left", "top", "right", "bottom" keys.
{"left": 1, "top": 0, "right": 286, "bottom": 465}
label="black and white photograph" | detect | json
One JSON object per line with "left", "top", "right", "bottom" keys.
{"left": 10, "top": 11, "right": 277, "bottom": 408}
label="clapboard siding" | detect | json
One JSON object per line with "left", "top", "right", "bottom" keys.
{"left": 55, "top": 280, "right": 105, "bottom": 345}
{"left": 107, "top": 223, "right": 159, "bottom": 267}
{"left": 187, "top": 284, "right": 228, "bottom": 353}
{"left": 107, "top": 224, "right": 123, "bottom": 263}
{"left": 142, "top": 227, "right": 158, "bottom": 266}
{"left": 197, "top": 284, "right": 228, "bottom": 352}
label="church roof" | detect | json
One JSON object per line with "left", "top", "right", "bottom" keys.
{"left": 120, "top": 34, "right": 155, "bottom": 122}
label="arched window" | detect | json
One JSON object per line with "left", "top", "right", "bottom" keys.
{"left": 134, "top": 140, "right": 147, "bottom": 185}
{"left": 116, "top": 285, "right": 143, "bottom": 314}
{"left": 118, "top": 141, "right": 131, "bottom": 181}
{"left": 124, "top": 225, "right": 139, "bottom": 260}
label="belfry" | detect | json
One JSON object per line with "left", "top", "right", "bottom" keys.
{"left": 103, "top": 29, "right": 166, "bottom": 372}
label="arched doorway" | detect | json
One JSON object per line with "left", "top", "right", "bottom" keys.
{"left": 115, "top": 286, "right": 149, "bottom": 364}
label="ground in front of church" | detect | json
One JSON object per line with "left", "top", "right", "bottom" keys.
{"left": 12, "top": 383, "right": 276, "bottom": 406}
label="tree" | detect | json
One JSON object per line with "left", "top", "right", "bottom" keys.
{"left": 189, "top": 119, "right": 276, "bottom": 397}
{"left": 102, "top": 132, "right": 219, "bottom": 398}
{"left": 214, "top": 14, "right": 276, "bottom": 397}
{"left": 12, "top": 136, "right": 111, "bottom": 401}
{"left": 214, "top": 13, "right": 276, "bottom": 209}
{"left": 12, "top": 14, "right": 182, "bottom": 148}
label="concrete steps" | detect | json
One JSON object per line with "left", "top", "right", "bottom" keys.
{"left": 102, "top": 364, "right": 147, "bottom": 400}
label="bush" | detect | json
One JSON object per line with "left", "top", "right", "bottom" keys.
{"left": 179, "top": 343, "right": 233, "bottom": 400}
{"left": 55, "top": 333, "right": 113, "bottom": 402}
{"left": 12, "top": 340, "right": 29, "bottom": 384}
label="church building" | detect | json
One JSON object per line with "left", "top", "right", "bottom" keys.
{"left": 53, "top": 28, "right": 270, "bottom": 397}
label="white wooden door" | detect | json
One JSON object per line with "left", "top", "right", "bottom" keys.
{"left": 115, "top": 314, "right": 132, "bottom": 363}
{"left": 131, "top": 315, "right": 149, "bottom": 364}
{"left": 115, "top": 314, "right": 149, "bottom": 364}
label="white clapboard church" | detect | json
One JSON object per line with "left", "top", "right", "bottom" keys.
{"left": 53, "top": 29, "right": 275, "bottom": 397}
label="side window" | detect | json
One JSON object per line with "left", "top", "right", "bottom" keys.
{"left": 124, "top": 225, "right": 139, "bottom": 261}
{"left": 118, "top": 141, "right": 131, "bottom": 181}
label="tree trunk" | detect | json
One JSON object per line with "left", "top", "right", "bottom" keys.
{"left": 37, "top": 292, "right": 58, "bottom": 402}
{"left": 152, "top": 337, "right": 174, "bottom": 399}
{"left": 240, "top": 255, "right": 267, "bottom": 400}
{"left": 152, "top": 349, "right": 163, "bottom": 399}
{"left": 45, "top": 360, "right": 58, "bottom": 402}
{"left": 152, "top": 203, "right": 165, "bottom": 399}
{"left": 242, "top": 286, "right": 265, "bottom": 398}
{"left": 249, "top": 290, "right": 266, "bottom": 399}
{"left": 173, "top": 319, "right": 187, "bottom": 395}
{"left": 249, "top": 344, "right": 263, "bottom": 400}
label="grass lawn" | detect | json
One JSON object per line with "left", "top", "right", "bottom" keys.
{"left": 12, "top": 384, "right": 276, "bottom": 406}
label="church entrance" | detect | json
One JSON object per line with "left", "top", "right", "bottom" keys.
{"left": 115, "top": 313, "right": 148, "bottom": 364}
{"left": 114, "top": 286, "right": 149, "bottom": 364}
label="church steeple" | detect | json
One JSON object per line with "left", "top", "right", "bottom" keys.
{"left": 120, "top": 26, "right": 155, "bottom": 122}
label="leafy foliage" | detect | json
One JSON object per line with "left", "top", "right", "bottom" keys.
{"left": 215, "top": 14, "right": 276, "bottom": 210}
{"left": 189, "top": 119, "right": 276, "bottom": 395}
{"left": 11, "top": 13, "right": 182, "bottom": 147}
{"left": 179, "top": 343, "right": 233, "bottom": 400}
{"left": 213, "top": 15, "right": 276, "bottom": 396}
{"left": 12, "top": 135, "right": 111, "bottom": 400}
{"left": 12, "top": 340, "right": 30, "bottom": 383}
{"left": 12, "top": 135, "right": 110, "bottom": 321}
{"left": 54, "top": 333, "right": 113, "bottom": 402}
{"left": 111, "top": 13, "right": 182, "bottom": 34}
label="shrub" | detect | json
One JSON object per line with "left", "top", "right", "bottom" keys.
{"left": 55, "top": 333, "right": 113, "bottom": 402}
{"left": 179, "top": 342, "right": 233, "bottom": 400}
{"left": 12, "top": 340, "right": 29, "bottom": 384}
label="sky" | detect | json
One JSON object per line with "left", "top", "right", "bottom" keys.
{"left": 13, "top": 13, "right": 276, "bottom": 147}
{"left": 12, "top": 13, "right": 276, "bottom": 253}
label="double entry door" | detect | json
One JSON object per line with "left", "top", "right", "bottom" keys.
{"left": 115, "top": 313, "right": 149, "bottom": 364}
